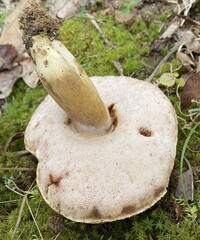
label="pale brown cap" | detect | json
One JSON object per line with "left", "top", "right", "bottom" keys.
{"left": 25, "top": 76, "right": 177, "bottom": 223}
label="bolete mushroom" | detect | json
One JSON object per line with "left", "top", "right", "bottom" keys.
{"left": 19, "top": 2, "right": 178, "bottom": 223}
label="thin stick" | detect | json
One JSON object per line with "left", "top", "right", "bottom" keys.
{"left": 10, "top": 181, "right": 36, "bottom": 240}
{"left": 11, "top": 195, "right": 27, "bottom": 240}
{"left": 145, "top": 42, "right": 181, "bottom": 82}
{"left": 25, "top": 198, "right": 44, "bottom": 240}
{"left": 0, "top": 167, "right": 35, "bottom": 171}
{"left": 86, "top": 13, "right": 113, "bottom": 47}
{"left": 4, "top": 132, "right": 24, "bottom": 153}
{"left": 113, "top": 61, "right": 124, "bottom": 76}
{"left": 5, "top": 185, "right": 24, "bottom": 197}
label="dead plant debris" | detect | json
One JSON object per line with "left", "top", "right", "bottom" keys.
{"left": 181, "top": 71, "right": 200, "bottom": 109}
{"left": 0, "top": 44, "right": 18, "bottom": 70}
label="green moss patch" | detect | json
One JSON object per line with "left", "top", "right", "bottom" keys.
{"left": 60, "top": 15, "right": 159, "bottom": 78}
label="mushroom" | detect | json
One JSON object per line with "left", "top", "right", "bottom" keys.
{"left": 19, "top": 2, "right": 178, "bottom": 223}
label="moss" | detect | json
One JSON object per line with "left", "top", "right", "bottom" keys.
{"left": 0, "top": 80, "right": 45, "bottom": 147}
{"left": 0, "top": 10, "right": 7, "bottom": 27}
{"left": 60, "top": 15, "right": 160, "bottom": 78}
{"left": 159, "top": 59, "right": 182, "bottom": 76}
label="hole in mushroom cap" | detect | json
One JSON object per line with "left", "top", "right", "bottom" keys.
{"left": 108, "top": 104, "right": 118, "bottom": 131}
{"left": 139, "top": 127, "right": 153, "bottom": 137}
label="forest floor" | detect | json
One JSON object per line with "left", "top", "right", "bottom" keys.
{"left": 0, "top": 0, "right": 200, "bottom": 239}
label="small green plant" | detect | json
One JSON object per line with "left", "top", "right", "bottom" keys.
{"left": 176, "top": 199, "right": 198, "bottom": 221}
{"left": 120, "top": 0, "right": 140, "bottom": 14}
{"left": 158, "top": 72, "right": 185, "bottom": 87}
{"left": 44, "top": 3, "right": 49, "bottom": 10}
{"left": 0, "top": 10, "right": 7, "bottom": 27}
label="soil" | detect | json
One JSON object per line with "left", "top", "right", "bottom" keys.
{"left": 18, "top": 1, "right": 59, "bottom": 50}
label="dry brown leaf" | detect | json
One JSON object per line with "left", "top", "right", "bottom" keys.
{"left": 2, "top": 0, "right": 17, "bottom": 12}
{"left": 176, "top": 52, "right": 195, "bottom": 68}
{"left": 176, "top": 29, "right": 195, "bottom": 44}
{"left": 176, "top": 29, "right": 200, "bottom": 54}
{"left": 181, "top": 71, "right": 200, "bottom": 109}
{"left": 186, "top": 41, "right": 200, "bottom": 54}
{"left": 175, "top": 158, "right": 194, "bottom": 201}
{"left": 19, "top": 55, "right": 39, "bottom": 88}
{"left": 47, "top": 0, "right": 85, "bottom": 19}
{"left": 0, "top": 65, "right": 22, "bottom": 99}
{"left": 0, "top": 0, "right": 28, "bottom": 54}
{"left": 0, "top": 44, "right": 18, "bottom": 70}
{"left": 47, "top": 0, "right": 97, "bottom": 19}
{"left": 0, "top": 0, "right": 39, "bottom": 100}
{"left": 160, "top": 17, "right": 182, "bottom": 39}
{"left": 57, "top": 0, "right": 80, "bottom": 19}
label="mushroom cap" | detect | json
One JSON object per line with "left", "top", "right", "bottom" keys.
{"left": 25, "top": 76, "right": 177, "bottom": 223}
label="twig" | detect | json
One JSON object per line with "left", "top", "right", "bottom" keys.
{"left": 11, "top": 181, "right": 36, "bottom": 240}
{"left": 0, "top": 167, "right": 35, "bottom": 171}
{"left": 86, "top": 13, "right": 113, "bottom": 47}
{"left": 145, "top": 42, "right": 181, "bottom": 82}
{"left": 26, "top": 198, "right": 44, "bottom": 240}
{"left": 112, "top": 61, "right": 124, "bottom": 76}
{"left": 11, "top": 195, "right": 27, "bottom": 240}
{"left": 4, "top": 132, "right": 24, "bottom": 153}
{"left": 5, "top": 185, "right": 24, "bottom": 197}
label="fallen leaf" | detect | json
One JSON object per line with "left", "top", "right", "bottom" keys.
{"left": 176, "top": 29, "right": 195, "bottom": 45}
{"left": 19, "top": 56, "right": 39, "bottom": 88}
{"left": 47, "top": 0, "right": 83, "bottom": 19}
{"left": 2, "top": 0, "right": 17, "bottom": 12}
{"left": 0, "top": 0, "right": 39, "bottom": 100}
{"left": 176, "top": 52, "right": 195, "bottom": 69}
{"left": 0, "top": 65, "right": 22, "bottom": 99}
{"left": 160, "top": 17, "right": 182, "bottom": 39}
{"left": 181, "top": 71, "right": 200, "bottom": 109}
{"left": 0, "top": 0, "right": 28, "bottom": 54}
{"left": 158, "top": 73, "right": 176, "bottom": 87}
{"left": 0, "top": 44, "right": 18, "bottom": 70}
{"left": 186, "top": 40, "right": 200, "bottom": 54}
{"left": 175, "top": 158, "right": 194, "bottom": 201}
{"left": 176, "top": 29, "right": 200, "bottom": 54}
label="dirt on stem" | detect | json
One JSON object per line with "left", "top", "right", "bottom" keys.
{"left": 18, "top": 0, "right": 60, "bottom": 51}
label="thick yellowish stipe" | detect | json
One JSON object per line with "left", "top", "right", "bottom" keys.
{"left": 30, "top": 35, "right": 112, "bottom": 136}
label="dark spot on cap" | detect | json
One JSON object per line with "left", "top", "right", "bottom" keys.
{"left": 121, "top": 205, "right": 136, "bottom": 215}
{"left": 49, "top": 174, "right": 62, "bottom": 187}
{"left": 139, "top": 127, "right": 153, "bottom": 137}
{"left": 108, "top": 104, "right": 118, "bottom": 130}
{"left": 44, "top": 59, "right": 48, "bottom": 67}
{"left": 89, "top": 206, "right": 102, "bottom": 219}
{"left": 154, "top": 186, "right": 165, "bottom": 198}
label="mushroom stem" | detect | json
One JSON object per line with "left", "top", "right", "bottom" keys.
{"left": 31, "top": 35, "right": 112, "bottom": 135}
{"left": 19, "top": 2, "right": 112, "bottom": 136}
